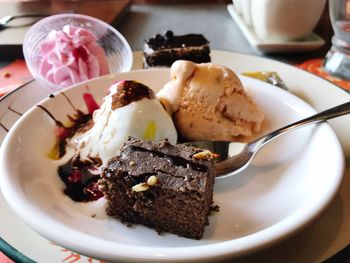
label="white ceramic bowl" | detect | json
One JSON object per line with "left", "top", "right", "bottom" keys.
{"left": 0, "top": 69, "right": 344, "bottom": 262}
{"left": 23, "top": 13, "right": 132, "bottom": 92}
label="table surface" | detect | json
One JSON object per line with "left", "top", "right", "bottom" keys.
{"left": 1, "top": 3, "right": 349, "bottom": 263}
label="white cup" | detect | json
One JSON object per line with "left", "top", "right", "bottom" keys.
{"left": 251, "top": 0, "right": 327, "bottom": 41}
{"left": 232, "top": 0, "right": 242, "bottom": 15}
{"left": 241, "top": 0, "right": 252, "bottom": 26}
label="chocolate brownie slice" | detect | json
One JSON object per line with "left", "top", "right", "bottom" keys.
{"left": 100, "top": 137, "right": 216, "bottom": 239}
{"left": 143, "top": 30, "right": 211, "bottom": 68}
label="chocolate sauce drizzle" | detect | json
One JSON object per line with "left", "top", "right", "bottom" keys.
{"left": 36, "top": 82, "right": 169, "bottom": 202}
{"left": 36, "top": 105, "right": 64, "bottom": 126}
{"left": 58, "top": 157, "right": 103, "bottom": 202}
{"left": 111, "top": 81, "right": 155, "bottom": 110}
{"left": 37, "top": 90, "right": 105, "bottom": 202}
{"left": 37, "top": 103, "right": 100, "bottom": 202}
{"left": 61, "top": 92, "right": 79, "bottom": 112}
{"left": 36, "top": 104, "right": 92, "bottom": 157}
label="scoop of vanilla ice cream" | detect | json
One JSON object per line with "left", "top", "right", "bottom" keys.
{"left": 157, "top": 60, "right": 264, "bottom": 141}
{"left": 69, "top": 80, "right": 177, "bottom": 166}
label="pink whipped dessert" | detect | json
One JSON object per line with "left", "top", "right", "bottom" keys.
{"left": 39, "top": 25, "right": 110, "bottom": 88}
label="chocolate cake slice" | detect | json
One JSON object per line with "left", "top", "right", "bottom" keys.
{"left": 100, "top": 137, "right": 216, "bottom": 239}
{"left": 143, "top": 30, "right": 211, "bottom": 68}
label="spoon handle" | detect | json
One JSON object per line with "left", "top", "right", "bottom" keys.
{"left": 215, "top": 101, "right": 350, "bottom": 178}
{"left": 251, "top": 101, "right": 350, "bottom": 151}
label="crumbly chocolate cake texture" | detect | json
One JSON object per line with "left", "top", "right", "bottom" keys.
{"left": 143, "top": 30, "right": 211, "bottom": 68}
{"left": 100, "top": 137, "right": 216, "bottom": 239}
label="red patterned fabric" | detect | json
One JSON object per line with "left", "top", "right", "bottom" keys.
{"left": 297, "top": 58, "right": 350, "bottom": 91}
{"left": 0, "top": 60, "right": 32, "bottom": 97}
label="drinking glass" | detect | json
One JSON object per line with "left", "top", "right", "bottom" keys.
{"left": 324, "top": 0, "right": 350, "bottom": 80}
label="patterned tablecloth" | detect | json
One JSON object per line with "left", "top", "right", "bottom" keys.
{"left": 297, "top": 58, "right": 350, "bottom": 91}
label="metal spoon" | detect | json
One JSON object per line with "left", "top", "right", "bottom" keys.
{"left": 0, "top": 14, "right": 49, "bottom": 30}
{"left": 187, "top": 101, "right": 350, "bottom": 179}
{"left": 0, "top": 11, "right": 74, "bottom": 30}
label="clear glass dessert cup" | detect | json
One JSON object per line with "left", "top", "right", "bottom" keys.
{"left": 23, "top": 13, "right": 133, "bottom": 92}
{"left": 324, "top": 0, "right": 350, "bottom": 80}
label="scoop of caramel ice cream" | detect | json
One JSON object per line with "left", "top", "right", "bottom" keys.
{"left": 157, "top": 60, "right": 264, "bottom": 141}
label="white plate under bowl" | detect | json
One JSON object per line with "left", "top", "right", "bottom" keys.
{"left": 0, "top": 69, "right": 344, "bottom": 262}
{"left": 227, "top": 4, "right": 325, "bottom": 53}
